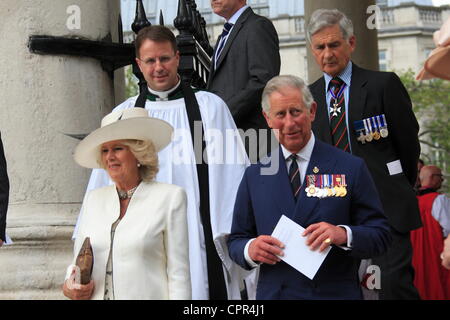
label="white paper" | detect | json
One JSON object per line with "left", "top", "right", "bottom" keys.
{"left": 386, "top": 159, "right": 403, "bottom": 175}
{"left": 271, "top": 215, "right": 331, "bottom": 280}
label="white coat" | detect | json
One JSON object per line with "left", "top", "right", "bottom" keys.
{"left": 73, "top": 181, "right": 191, "bottom": 300}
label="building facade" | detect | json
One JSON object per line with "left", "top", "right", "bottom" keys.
{"left": 121, "top": 0, "right": 449, "bottom": 185}
{"left": 121, "top": 0, "right": 449, "bottom": 83}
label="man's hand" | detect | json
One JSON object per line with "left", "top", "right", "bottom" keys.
{"left": 442, "top": 235, "right": 450, "bottom": 270}
{"left": 303, "top": 222, "right": 347, "bottom": 252}
{"left": 249, "top": 235, "right": 284, "bottom": 265}
{"left": 0, "top": 239, "right": 3, "bottom": 247}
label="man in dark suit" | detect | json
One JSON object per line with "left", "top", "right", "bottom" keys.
{"left": 227, "top": 75, "right": 391, "bottom": 299}
{"left": 0, "top": 133, "right": 9, "bottom": 247}
{"left": 306, "top": 9, "right": 421, "bottom": 299}
{"left": 208, "top": 0, "right": 280, "bottom": 161}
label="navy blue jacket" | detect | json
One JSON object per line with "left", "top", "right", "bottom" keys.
{"left": 228, "top": 139, "right": 391, "bottom": 299}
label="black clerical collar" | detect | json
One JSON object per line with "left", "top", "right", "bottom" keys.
{"left": 147, "top": 82, "right": 184, "bottom": 101}
{"left": 417, "top": 187, "right": 438, "bottom": 196}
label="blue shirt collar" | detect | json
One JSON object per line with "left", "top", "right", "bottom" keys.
{"left": 324, "top": 61, "right": 353, "bottom": 90}
{"left": 227, "top": 5, "right": 249, "bottom": 24}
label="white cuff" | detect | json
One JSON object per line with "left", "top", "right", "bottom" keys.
{"left": 244, "top": 238, "right": 260, "bottom": 268}
{"left": 337, "top": 225, "right": 352, "bottom": 250}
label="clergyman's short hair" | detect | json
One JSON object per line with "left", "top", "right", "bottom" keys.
{"left": 261, "top": 75, "right": 314, "bottom": 114}
{"left": 306, "top": 9, "right": 354, "bottom": 43}
{"left": 135, "top": 25, "right": 178, "bottom": 58}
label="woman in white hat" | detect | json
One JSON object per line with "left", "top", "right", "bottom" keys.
{"left": 63, "top": 108, "right": 191, "bottom": 300}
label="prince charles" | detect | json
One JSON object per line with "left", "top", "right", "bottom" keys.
{"left": 227, "top": 75, "right": 391, "bottom": 299}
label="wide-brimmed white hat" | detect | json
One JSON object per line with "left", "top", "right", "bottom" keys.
{"left": 74, "top": 108, "right": 173, "bottom": 169}
{"left": 416, "top": 17, "right": 450, "bottom": 81}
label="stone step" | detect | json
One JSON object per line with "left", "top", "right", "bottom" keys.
{"left": 1, "top": 204, "right": 78, "bottom": 300}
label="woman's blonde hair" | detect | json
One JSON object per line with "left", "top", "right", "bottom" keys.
{"left": 97, "top": 139, "right": 159, "bottom": 182}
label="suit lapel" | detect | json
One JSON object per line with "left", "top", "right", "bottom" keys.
{"left": 262, "top": 147, "right": 296, "bottom": 220}
{"left": 293, "top": 140, "right": 336, "bottom": 227}
{"left": 215, "top": 7, "right": 252, "bottom": 71}
{"left": 311, "top": 78, "right": 332, "bottom": 144}
{"left": 208, "top": 35, "right": 221, "bottom": 83}
{"left": 348, "top": 64, "right": 368, "bottom": 149}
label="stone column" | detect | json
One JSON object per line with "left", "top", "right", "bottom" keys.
{"left": 0, "top": 0, "right": 120, "bottom": 299}
{"left": 304, "top": 0, "right": 379, "bottom": 83}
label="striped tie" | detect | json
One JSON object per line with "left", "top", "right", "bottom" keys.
{"left": 214, "top": 22, "right": 233, "bottom": 66}
{"left": 329, "top": 77, "right": 350, "bottom": 152}
{"left": 288, "top": 154, "right": 301, "bottom": 200}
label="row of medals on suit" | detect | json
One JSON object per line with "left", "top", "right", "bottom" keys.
{"left": 354, "top": 114, "right": 389, "bottom": 144}
{"left": 305, "top": 170, "right": 347, "bottom": 198}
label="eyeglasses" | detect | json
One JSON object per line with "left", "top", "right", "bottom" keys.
{"left": 138, "top": 55, "right": 176, "bottom": 66}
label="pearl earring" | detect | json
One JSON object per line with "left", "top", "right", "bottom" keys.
{"left": 137, "top": 163, "right": 141, "bottom": 167}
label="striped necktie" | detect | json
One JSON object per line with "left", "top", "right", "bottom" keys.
{"left": 329, "top": 77, "right": 350, "bottom": 152}
{"left": 288, "top": 154, "right": 301, "bottom": 200}
{"left": 215, "top": 22, "right": 233, "bottom": 66}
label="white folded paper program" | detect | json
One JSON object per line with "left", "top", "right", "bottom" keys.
{"left": 271, "top": 215, "right": 331, "bottom": 280}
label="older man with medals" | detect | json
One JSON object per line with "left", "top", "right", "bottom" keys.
{"left": 227, "top": 75, "right": 391, "bottom": 299}
{"left": 307, "top": 9, "right": 421, "bottom": 300}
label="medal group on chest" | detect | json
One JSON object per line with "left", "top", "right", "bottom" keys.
{"left": 354, "top": 114, "right": 389, "bottom": 144}
{"left": 305, "top": 171, "right": 348, "bottom": 198}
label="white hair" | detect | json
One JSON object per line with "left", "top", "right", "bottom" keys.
{"left": 261, "top": 75, "right": 314, "bottom": 114}
{"left": 306, "top": 9, "right": 354, "bottom": 43}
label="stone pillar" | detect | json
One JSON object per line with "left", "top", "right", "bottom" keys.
{"left": 0, "top": 0, "right": 120, "bottom": 299}
{"left": 304, "top": 0, "right": 379, "bottom": 83}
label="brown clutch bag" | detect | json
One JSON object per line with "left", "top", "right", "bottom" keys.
{"left": 75, "top": 237, "right": 94, "bottom": 285}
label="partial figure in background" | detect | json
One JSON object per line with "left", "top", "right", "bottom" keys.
{"left": 307, "top": 9, "right": 421, "bottom": 300}
{"left": 208, "top": 0, "right": 280, "bottom": 162}
{"left": 443, "top": 236, "right": 450, "bottom": 270}
{"left": 0, "top": 133, "right": 9, "bottom": 248}
{"left": 64, "top": 108, "right": 191, "bottom": 300}
{"left": 415, "top": 16, "right": 450, "bottom": 274}
{"left": 414, "top": 159, "right": 425, "bottom": 192}
{"left": 416, "top": 16, "right": 450, "bottom": 81}
{"left": 411, "top": 165, "right": 450, "bottom": 299}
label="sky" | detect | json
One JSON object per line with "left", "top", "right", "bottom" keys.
{"left": 433, "top": 0, "right": 450, "bottom": 5}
